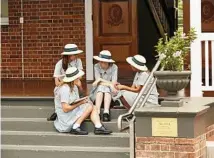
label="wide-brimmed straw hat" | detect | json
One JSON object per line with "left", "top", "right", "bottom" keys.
{"left": 61, "top": 44, "right": 83, "bottom": 55}
{"left": 126, "top": 55, "right": 148, "bottom": 71}
{"left": 63, "top": 67, "right": 85, "bottom": 83}
{"left": 93, "top": 50, "right": 115, "bottom": 63}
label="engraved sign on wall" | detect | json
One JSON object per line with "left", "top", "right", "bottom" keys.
{"left": 152, "top": 118, "right": 178, "bottom": 137}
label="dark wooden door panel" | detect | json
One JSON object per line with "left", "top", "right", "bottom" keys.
{"left": 93, "top": 0, "right": 138, "bottom": 81}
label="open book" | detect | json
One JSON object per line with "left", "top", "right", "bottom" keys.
{"left": 72, "top": 96, "right": 88, "bottom": 104}
{"left": 92, "top": 78, "right": 119, "bottom": 94}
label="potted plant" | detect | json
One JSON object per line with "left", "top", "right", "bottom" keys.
{"left": 154, "top": 28, "right": 197, "bottom": 107}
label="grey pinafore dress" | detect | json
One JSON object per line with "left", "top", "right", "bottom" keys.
{"left": 90, "top": 63, "right": 118, "bottom": 101}
{"left": 54, "top": 84, "right": 90, "bottom": 133}
{"left": 114, "top": 71, "right": 159, "bottom": 106}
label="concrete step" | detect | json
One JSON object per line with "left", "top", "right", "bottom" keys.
{"left": 2, "top": 131, "right": 129, "bottom": 147}
{"left": 1, "top": 106, "right": 127, "bottom": 119}
{"left": 207, "top": 141, "right": 214, "bottom": 158}
{"left": 1, "top": 118, "right": 127, "bottom": 133}
{"left": 2, "top": 145, "right": 130, "bottom": 158}
{"left": 1, "top": 99, "right": 54, "bottom": 106}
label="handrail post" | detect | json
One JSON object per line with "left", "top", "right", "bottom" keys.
{"left": 129, "top": 116, "right": 136, "bottom": 158}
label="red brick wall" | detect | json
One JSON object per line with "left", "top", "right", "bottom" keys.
{"left": 1, "top": 0, "right": 85, "bottom": 79}
{"left": 136, "top": 124, "right": 214, "bottom": 158}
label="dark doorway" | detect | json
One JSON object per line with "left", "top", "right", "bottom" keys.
{"left": 137, "top": 0, "right": 161, "bottom": 70}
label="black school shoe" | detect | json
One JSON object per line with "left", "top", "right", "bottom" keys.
{"left": 70, "top": 127, "right": 88, "bottom": 135}
{"left": 103, "top": 113, "right": 111, "bottom": 122}
{"left": 47, "top": 112, "right": 57, "bottom": 121}
{"left": 94, "top": 126, "right": 112, "bottom": 135}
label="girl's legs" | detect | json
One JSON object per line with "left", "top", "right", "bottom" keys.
{"left": 95, "top": 92, "right": 104, "bottom": 114}
{"left": 74, "top": 104, "right": 93, "bottom": 125}
{"left": 103, "top": 93, "right": 112, "bottom": 122}
{"left": 103, "top": 93, "right": 111, "bottom": 114}
{"left": 90, "top": 106, "right": 112, "bottom": 135}
{"left": 71, "top": 104, "right": 93, "bottom": 133}
{"left": 90, "top": 106, "right": 102, "bottom": 128}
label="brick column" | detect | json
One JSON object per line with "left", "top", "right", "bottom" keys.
{"left": 136, "top": 125, "right": 214, "bottom": 158}
{"left": 134, "top": 98, "right": 214, "bottom": 158}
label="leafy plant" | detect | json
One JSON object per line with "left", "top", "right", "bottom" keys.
{"left": 155, "top": 28, "right": 197, "bottom": 71}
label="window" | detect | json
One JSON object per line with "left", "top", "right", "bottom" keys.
{"left": 1, "top": 0, "right": 9, "bottom": 25}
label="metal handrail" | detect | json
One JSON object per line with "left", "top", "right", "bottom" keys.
{"left": 117, "top": 58, "right": 162, "bottom": 131}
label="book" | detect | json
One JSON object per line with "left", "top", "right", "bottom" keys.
{"left": 72, "top": 97, "right": 88, "bottom": 104}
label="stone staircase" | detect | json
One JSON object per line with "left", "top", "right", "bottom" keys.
{"left": 1, "top": 99, "right": 130, "bottom": 158}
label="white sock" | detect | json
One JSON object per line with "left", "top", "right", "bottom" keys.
{"left": 95, "top": 123, "right": 102, "bottom": 128}
{"left": 103, "top": 109, "right": 109, "bottom": 114}
{"left": 72, "top": 123, "right": 80, "bottom": 129}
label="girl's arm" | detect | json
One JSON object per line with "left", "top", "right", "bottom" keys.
{"left": 117, "top": 84, "right": 143, "bottom": 93}
{"left": 77, "top": 58, "right": 83, "bottom": 70}
{"left": 62, "top": 99, "right": 87, "bottom": 113}
{"left": 111, "top": 65, "right": 118, "bottom": 83}
{"left": 92, "top": 78, "right": 118, "bottom": 93}
{"left": 53, "top": 60, "right": 64, "bottom": 86}
{"left": 55, "top": 78, "right": 63, "bottom": 86}
{"left": 94, "top": 65, "right": 101, "bottom": 80}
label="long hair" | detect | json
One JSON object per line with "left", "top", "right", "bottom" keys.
{"left": 62, "top": 55, "right": 69, "bottom": 71}
{"left": 60, "top": 81, "right": 75, "bottom": 92}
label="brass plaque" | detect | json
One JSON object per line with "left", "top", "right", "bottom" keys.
{"left": 152, "top": 118, "right": 178, "bottom": 137}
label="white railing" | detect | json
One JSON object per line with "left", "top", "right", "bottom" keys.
{"left": 190, "top": 0, "right": 214, "bottom": 96}
{"left": 201, "top": 38, "right": 214, "bottom": 91}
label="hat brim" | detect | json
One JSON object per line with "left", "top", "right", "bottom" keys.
{"left": 62, "top": 70, "right": 85, "bottom": 83}
{"left": 93, "top": 56, "right": 115, "bottom": 63}
{"left": 126, "top": 57, "right": 148, "bottom": 71}
{"left": 61, "top": 50, "right": 83, "bottom": 55}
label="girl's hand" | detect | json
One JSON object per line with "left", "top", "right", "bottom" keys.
{"left": 113, "top": 82, "right": 120, "bottom": 90}
{"left": 110, "top": 84, "right": 118, "bottom": 94}
{"left": 92, "top": 78, "right": 101, "bottom": 87}
{"left": 116, "top": 85, "right": 124, "bottom": 90}
{"left": 56, "top": 81, "right": 63, "bottom": 87}
{"left": 81, "top": 99, "right": 88, "bottom": 104}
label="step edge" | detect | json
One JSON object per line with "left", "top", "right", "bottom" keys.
{"left": 1, "top": 118, "right": 120, "bottom": 123}
{"left": 1, "top": 97, "right": 54, "bottom": 101}
{"left": 1, "top": 130, "right": 129, "bottom": 137}
{"left": 1, "top": 145, "right": 130, "bottom": 153}
{"left": 207, "top": 141, "right": 214, "bottom": 147}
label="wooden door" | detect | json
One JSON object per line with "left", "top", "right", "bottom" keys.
{"left": 93, "top": 0, "right": 138, "bottom": 83}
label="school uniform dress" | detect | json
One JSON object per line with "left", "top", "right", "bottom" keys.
{"left": 69, "top": 58, "right": 83, "bottom": 70}
{"left": 90, "top": 63, "right": 118, "bottom": 101}
{"left": 118, "top": 71, "right": 159, "bottom": 106}
{"left": 54, "top": 84, "right": 90, "bottom": 133}
{"left": 53, "top": 58, "right": 83, "bottom": 80}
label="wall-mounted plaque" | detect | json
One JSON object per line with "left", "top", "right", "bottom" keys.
{"left": 152, "top": 118, "right": 178, "bottom": 137}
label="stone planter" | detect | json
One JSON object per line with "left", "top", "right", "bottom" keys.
{"left": 153, "top": 71, "right": 191, "bottom": 107}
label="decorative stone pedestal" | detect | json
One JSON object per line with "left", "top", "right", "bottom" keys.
{"left": 134, "top": 97, "right": 214, "bottom": 158}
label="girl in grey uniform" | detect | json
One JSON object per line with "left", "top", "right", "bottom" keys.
{"left": 48, "top": 44, "right": 84, "bottom": 121}
{"left": 53, "top": 43, "right": 83, "bottom": 89}
{"left": 92, "top": 50, "right": 118, "bottom": 122}
{"left": 54, "top": 67, "right": 112, "bottom": 135}
{"left": 115, "top": 55, "right": 159, "bottom": 107}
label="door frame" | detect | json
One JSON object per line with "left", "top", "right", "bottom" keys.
{"left": 85, "top": 0, "right": 94, "bottom": 81}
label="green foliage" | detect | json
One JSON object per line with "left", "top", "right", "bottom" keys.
{"left": 155, "top": 28, "right": 197, "bottom": 71}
